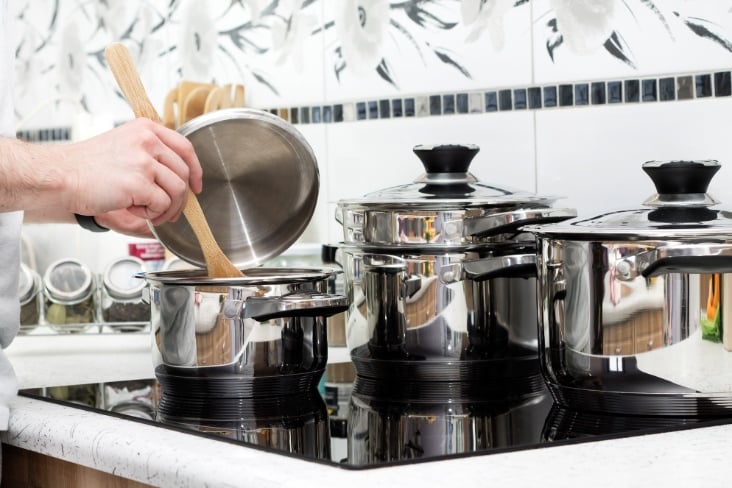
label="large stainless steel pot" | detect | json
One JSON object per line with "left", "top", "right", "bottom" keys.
{"left": 526, "top": 160, "right": 732, "bottom": 416}
{"left": 336, "top": 144, "right": 575, "bottom": 382}
{"left": 143, "top": 268, "right": 347, "bottom": 398}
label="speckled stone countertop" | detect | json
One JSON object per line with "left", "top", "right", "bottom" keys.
{"left": 3, "top": 333, "right": 732, "bottom": 487}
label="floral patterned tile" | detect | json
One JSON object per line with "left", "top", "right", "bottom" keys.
{"left": 320, "top": 0, "right": 533, "bottom": 103}
{"left": 532, "top": 0, "right": 732, "bottom": 84}
{"left": 13, "top": 0, "right": 732, "bottom": 138}
{"left": 14, "top": 0, "right": 177, "bottom": 129}
{"left": 12, "top": 0, "right": 327, "bottom": 129}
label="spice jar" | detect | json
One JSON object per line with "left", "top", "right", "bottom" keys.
{"left": 101, "top": 256, "right": 150, "bottom": 330}
{"left": 18, "top": 262, "right": 42, "bottom": 332}
{"left": 43, "top": 258, "right": 96, "bottom": 333}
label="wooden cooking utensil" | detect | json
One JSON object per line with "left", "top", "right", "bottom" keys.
{"left": 177, "top": 81, "right": 215, "bottom": 112}
{"left": 203, "top": 86, "right": 223, "bottom": 114}
{"left": 104, "top": 42, "right": 244, "bottom": 279}
{"left": 162, "top": 87, "right": 179, "bottom": 129}
{"left": 203, "top": 83, "right": 245, "bottom": 114}
{"left": 182, "top": 85, "right": 213, "bottom": 124}
{"left": 218, "top": 83, "right": 233, "bottom": 108}
{"left": 233, "top": 84, "right": 245, "bottom": 107}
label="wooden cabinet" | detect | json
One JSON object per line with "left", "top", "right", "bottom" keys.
{"left": 1, "top": 443, "right": 152, "bottom": 488}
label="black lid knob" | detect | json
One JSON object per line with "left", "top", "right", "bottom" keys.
{"left": 642, "top": 160, "right": 720, "bottom": 195}
{"left": 413, "top": 144, "right": 479, "bottom": 174}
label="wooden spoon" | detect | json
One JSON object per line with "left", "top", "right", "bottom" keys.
{"left": 182, "top": 85, "right": 214, "bottom": 124}
{"left": 233, "top": 84, "right": 245, "bottom": 107}
{"left": 104, "top": 42, "right": 244, "bottom": 279}
{"left": 162, "top": 86, "right": 179, "bottom": 129}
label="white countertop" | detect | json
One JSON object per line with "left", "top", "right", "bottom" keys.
{"left": 4, "top": 333, "right": 732, "bottom": 487}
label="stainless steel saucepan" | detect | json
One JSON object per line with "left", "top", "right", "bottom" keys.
{"left": 336, "top": 144, "right": 576, "bottom": 383}
{"left": 525, "top": 160, "right": 732, "bottom": 416}
{"left": 143, "top": 268, "right": 347, "bottom": 399}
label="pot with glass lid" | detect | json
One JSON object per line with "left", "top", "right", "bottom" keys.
{"left": 526, "top": 160, "right": 732, "bottom": 416}
{"left": 335, "top": 144, "right": 576, "bottom": 383}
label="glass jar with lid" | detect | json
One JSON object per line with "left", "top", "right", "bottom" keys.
{"left": 18, "top": 262, "right": 42, "bottom": 332}
{"left": 43, "top": 258, "right": 96, "bottom": 333}
{"left": 101, "top": 256, "right": 150, "bottom": 331}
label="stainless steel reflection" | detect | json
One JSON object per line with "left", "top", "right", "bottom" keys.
{"left": 348, "top": 384, "right": 552, "bottom": 465}
{"left": 144, "top": 268, "right": 347, "bottom": 394}
{"left": 540, "top": 240, "right": 703, "bottom": 357}
{"left": 537, "top": 237, "right": 732, "bottom": 415}
{"left": 157, "top": 392, "right": 331, "bottom": 460}
{"left": 343, "top": 249, "right": 540, "bottom": 381}
{"left": 153, "top": 109, "right": 319, "bottom": 268}
{"left": 337, "top": 207, "right": 576, "bottom": 247}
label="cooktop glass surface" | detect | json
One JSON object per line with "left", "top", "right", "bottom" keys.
{"left": 19, "top": 372, "right": 732, "bottom": 469}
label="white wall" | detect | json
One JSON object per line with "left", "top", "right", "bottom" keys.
{"left": 12, "top": 0, "right": 732, "bottom": 275}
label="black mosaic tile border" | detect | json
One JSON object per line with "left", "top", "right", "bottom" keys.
{"left": 15, "top": 127, "right": 71, "bottom": 143}
{"left": 15, "top": 70, "right": 732, "bottom": 141}
{"left": 266, "top": 69, "right": 732, "bottom": 125}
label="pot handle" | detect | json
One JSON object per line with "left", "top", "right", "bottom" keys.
{"left": 440, "top": 253, "right": 536, "bottom": 283}
{"left": 463, "top": 208, "right": 577, "bottom": 238}
{"left": 546, "top": 278, "right": 567, "bottom": 350}
{"left": 244, "top": 292, "right": 348, "bottom": 321}
{"left": 619, "top": 244, "right": 732, "bottom": 278}
{"left": 334, "top": 206, "right": 344, "bottom": 225}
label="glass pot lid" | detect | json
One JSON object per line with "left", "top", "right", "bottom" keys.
{"left": 527, "top": 160, "right": 732, "bottom": 240}
{"left": 336, "top": 144, "right": 576, "bottom": 247}
{"left": 337, "top": 144, "right": 559, "bottom": 209}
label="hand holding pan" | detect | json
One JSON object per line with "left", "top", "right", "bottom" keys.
{"left": 104, "top": 42, "right": 244, "bottom": 278}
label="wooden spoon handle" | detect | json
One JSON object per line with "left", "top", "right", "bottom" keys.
{"left": 181, "top": 188, "right": 243, "bottom": 278}
{"left": 104, "top": 43, "right": 161, "bottom": 121}
{"left": 104, "top": 42, "right": 243, "bottom": 278}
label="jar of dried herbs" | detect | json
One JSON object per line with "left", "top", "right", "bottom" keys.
{"left": 43, "top": 258, "right": 96, "bottom": 333}
{"left": 101, "top": 256, "right": 150, "bottom": 331}
{"left": 18, "top": 262, "right": 42, "bottom": 332}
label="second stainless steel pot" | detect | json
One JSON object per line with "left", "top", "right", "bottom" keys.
{"left": 336, "top": 144, "right": 575, "bottom": 382}
{"left": 527, "top": 160, "right": 732, "bottom": 416}
{"left": 342, "top": 248, "right": 542, "bottom": 383}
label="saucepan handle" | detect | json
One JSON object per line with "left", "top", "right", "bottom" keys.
{"left": 463, "top": 208, "right": 577, "bottom": 238}
{"left": 546, "top": 278, "right": 567, "bottom": 351}
{"left": 440, "top": 253, "right": 536, "bottom": 283}
{"left": 244, "top": 292, "right": 348, "bottom": 321}
{"left": 619, "top": 244, "right": 732, "bottom": 278}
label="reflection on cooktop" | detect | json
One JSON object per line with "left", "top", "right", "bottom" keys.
{"left": 19, "top": 375, "right": 732, "bottom": 469}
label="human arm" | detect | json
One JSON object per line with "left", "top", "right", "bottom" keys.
{"left": 2, "top": 118, "right": 203, "bottom": 236}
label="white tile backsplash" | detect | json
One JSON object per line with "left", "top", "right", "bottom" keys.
{"left": 290, "top": 124, "right": 330, "bottom": 246}
{"left": 322, "top": 0, "right": 533, "bottom": 102}
{"left": 14, "top": 0, "right": 732, "bottom": 275}
{"left": 535, "top": 98, "right": 732, "bottom": 218}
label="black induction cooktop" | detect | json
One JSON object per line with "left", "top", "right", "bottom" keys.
{"left": 19, "top": 373, "right": 732, "bottom": 469}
